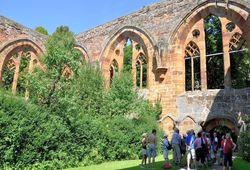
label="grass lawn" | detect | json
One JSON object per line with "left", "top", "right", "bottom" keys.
{"left": 65, "top": 154, "right": 250, "bottom": 170}
{"left": 233, "top": 157, "right": 250, "bottom": 170}
{"left": 65, "top": 153, "right": 179, "bottom": 170}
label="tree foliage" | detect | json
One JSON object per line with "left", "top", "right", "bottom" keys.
{"left": 35, "top": 26, "right": 49, "bottom": 35}
{"left": 204, "top": 15, "right": 224, "bottom": 89}
{"left": 0, "top": 26, "right": 161, "bottom": 169}
{"left": 238, "top": 115, "right": 250, "bottom": 162}
{"left": 28, "top": 26, "right": 82, "bottom": 108}
{"left": 204, "top": 15, "right": 250, "bottom": 89}
{"left": 123, "top": 44, "right": 132, "bottom": 73}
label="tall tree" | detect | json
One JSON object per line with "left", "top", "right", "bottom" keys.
{"left": 28, "top": 26, "right": 81, "bottom": 107}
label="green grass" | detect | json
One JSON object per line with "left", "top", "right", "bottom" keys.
{"left": 65, "top": 154, "right": 250, "bottom": 170}
{"left": 233, "top": 157, "right": 250, "bottom": 170}
{"left": 65, "top": 154, "right": 179, "bottom": 170}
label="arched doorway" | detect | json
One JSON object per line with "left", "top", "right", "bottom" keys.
{"left": 203, "top": 118, "right": 239, "bottom": 143}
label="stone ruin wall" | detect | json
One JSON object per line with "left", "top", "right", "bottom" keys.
{"left": 76, "top": 0, "right": 250, "bottom": 135}
{"left": 0, "top": 16, "right": 47, "bottom": 51}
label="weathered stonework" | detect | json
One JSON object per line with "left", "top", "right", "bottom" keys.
{"left": 1, "top": 0, "right": 250, "bottom": 136}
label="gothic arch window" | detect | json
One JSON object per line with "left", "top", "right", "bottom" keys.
{"left": 2, "top": 46, "right": 36, "bottom": 96}
{"left": 109, "top": 59, "right": 119, "bottom": 86}
{"left": 229, "top": 33, "right": 250, "bottom": 88}
{"left": 185, "top": 41, "right": 201, "bottom": 91}
{"left": 136, "top": 53, "right": 147, "bottom": 88}
{"left": 204, "top": 15, "right": 224, "bottom": 89}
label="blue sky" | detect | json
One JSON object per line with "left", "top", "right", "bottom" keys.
{"left": 0, "top": 0, "right": 159, "bottom": 34}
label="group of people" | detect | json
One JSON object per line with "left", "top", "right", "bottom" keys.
{"left": 141, "top": 128, "right": 237, "bottom": 170}
{"left": 183, "top": 129, "right": 236, "bottom": 170}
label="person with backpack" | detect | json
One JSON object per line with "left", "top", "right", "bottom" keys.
{"left": 221, "top": 133, "right": 236, "bottom": 170}
{"left": 163, "top": 134, "right": 171, "bottom": 166}
{"left": 194, "top": 132, "right": 206, "bottom": 169}
{"left": 185, "top": 129, "right": 196, "bottom": 170}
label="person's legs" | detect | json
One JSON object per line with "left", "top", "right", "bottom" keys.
{"left": 195, "top": 150, "right": 198, "bottom": 169}
{"left": 164, "top": 150, "right": 169, "bottom": 165}
{"left": 228, "top": 153, "right": 233, "bottom": 170}
{"left": 173, "top": 144, "right": 177, "bottom": 163}
{"left": 148, "top": 145, "right": 152, "bottom": 168}
{"left": 176, "top": 145, "right": 181, "bottom": 163}
{"left": 187, "top": 150, "right": 191, "bottom": 169}
{"left": 152, "top": 145, "right": 156, "bottom": 168}
{"left": 223, "top": 154, "right": 229, "bottom": 170}
{"left": 148, "top": 156, "right": 151, "bottom": 168}
{"left": 152, "top": 157, "right": 155, "bottom": 168}
{"left": 214, "top": 150, "right": 218, "bottom": 164}
{"left": 141, "top": 149, "right": 147, "bottom": 167}
{"left": 191, "top": 149, "right": 196, "bottom": 169}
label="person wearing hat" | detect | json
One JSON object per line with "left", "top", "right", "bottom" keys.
{"left": 141, "top": 133, "right": 148, "bottom": 168}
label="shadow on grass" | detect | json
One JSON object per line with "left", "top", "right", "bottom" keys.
{"left": 118, "top": 159, "right": 180, "bottom": 170}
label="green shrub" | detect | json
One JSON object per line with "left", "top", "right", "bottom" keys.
{"left": 0, "top": 91, "right": 73, "bottom": 169}
{"left": 0, "top": 26, "right": 162, "bottom": 169}
{"left": 238, "top": 115, "right": 250, "bottom": 162}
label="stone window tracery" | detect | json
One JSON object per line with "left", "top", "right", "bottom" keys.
{"left": 185, "top": 41, "right": 201, "bottom": 91}
{"left": 229, "top": 33, "right": 246, "bottom": 51}
{"left": 136, "top": 53, "right": 147, "bottom": 88}
{"left": 110, "top": 59, "right": 118, "bottom": 86}
{"left": 229, "top": 33, "right": 250, "bottom": 89}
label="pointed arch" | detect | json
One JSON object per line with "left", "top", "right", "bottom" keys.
{"left": 185, "top": 41, "right": 201, "bottom": 91}
{"left": 181, "top": 115, "right": 197, "bottom": 123}
{"left": 179, "top": 116, "right": 197, "bottom": 134}
{"left": 159, "top": 115, "right": 176, "bottom": 136}
{"left": 203, "top": 118, "right": 239, "bottom": 135}
{"left": 0, "top": 38, "right": 44, "bottom": 95}
{"left": 74, "top": 45, "right": 90, "bottom": 63}
{"left": 168, "top": 1, "right": 250, "bottom": 93}
{"left": 100, "top": 26, "right": 155, "bottom": 88}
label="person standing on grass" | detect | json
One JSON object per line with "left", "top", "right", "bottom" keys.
{"left": 206, "top": 133, "right": 212, "bottom": 162}
{"left": 141, "top": 133, "right": 148, "bottom": 168}
{"left": 222, "top": 133, "right": 236, "bottom": 170}
{"left": 163, "top": 134, "right": 170, "bottom": 166}
{"left": 194, "top": 132, "right": 205, "bottom": 169}
{"left": 211, "top": 132, "right": 219, "bottom": 164}
{"left": 219, "top": 135, "right": 225, "bottom": 166}
{"left": 148, "top": 129, "right": 157, "bottom": 168}
{"left": 171, "top": 128, "right": 181, "bottom": 165}
{"left": 186, "top": 129, "right": 196, "bottom": 170}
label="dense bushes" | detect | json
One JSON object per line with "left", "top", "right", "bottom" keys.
{"left": 238, "top": 115, "right": 250, "bottom": 162}
{"left": 0, "top": 26, "right": 161, "bottom": 169}
{"left": 0, "top": 91, "right": 73, "bottom": 169}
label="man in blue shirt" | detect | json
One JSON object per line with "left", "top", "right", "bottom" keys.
{"left": 185, "top": 129, "right": 196, "bottom": 170}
